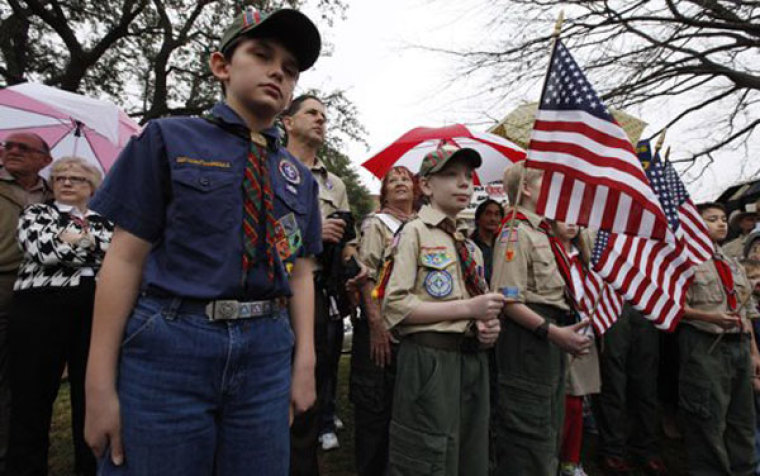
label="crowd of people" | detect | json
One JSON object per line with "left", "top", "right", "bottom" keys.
{"left": 0, "top": 5, "right": 760, "bottom": 476}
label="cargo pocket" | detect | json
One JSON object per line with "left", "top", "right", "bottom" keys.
{"left": 498, "top": 378, "right": 553, "bottom": 441}
{"left": 679, "top": 381, "right": 712, "bottom": 420}
{"left": 389, "top": 421, "right": 447, "bottom": 475}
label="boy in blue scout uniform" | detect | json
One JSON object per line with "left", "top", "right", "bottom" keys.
{"left": 381, "top": 144, "right": 504, "bottom": 476}
{"left": 83, "top": 8, "right": 322, "bottom": 476}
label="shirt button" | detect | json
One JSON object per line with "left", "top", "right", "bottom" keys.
{"left": 199, "top": 177, "right": 211, "bottom": 187}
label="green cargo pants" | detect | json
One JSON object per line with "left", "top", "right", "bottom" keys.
{"left": 389, "top": 336, "right": 489, "bottom": 476}
{"left": 491, "top": 305, "right": 567, "bottom": 476}
{"left": 596, "top": 305, "right": 661, "bottom": 460}
{"left": 678, "top": 325, "right": 757, "bottom": 476}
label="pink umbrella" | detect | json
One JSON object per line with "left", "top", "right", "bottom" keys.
{"left": 361, "top": 124, "right": 525, "bottom": 185}
{"left": 0, "top": 83, "right": 141, "bottom": 175}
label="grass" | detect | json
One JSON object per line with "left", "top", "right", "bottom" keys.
{"left": 50, "top": 356, "right": 687, "bottom": 475}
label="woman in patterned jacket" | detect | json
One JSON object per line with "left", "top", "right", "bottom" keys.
{"left": 7, "top": 156, "right": 113, "bottom": 476}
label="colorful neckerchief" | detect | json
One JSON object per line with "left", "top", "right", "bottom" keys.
{"left": 437, "top": 218, "right": 487, "bottom": 297}
{"left": 713, "top": 255, "right": 738, "bottom": 312}
{"left": 242, "top": 134, "right": 277, "bottom": 281}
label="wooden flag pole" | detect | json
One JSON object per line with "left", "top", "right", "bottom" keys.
{"left": 707, "top": 291, "right": 752, "bottom": 354}
{"left": 502, "top": 11, "right": 565, "bottom": 265}
{"left": 653, "top": 128, "right": 667, "bottom": 158}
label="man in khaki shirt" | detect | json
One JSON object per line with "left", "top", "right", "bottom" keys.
{"left": 282, "top": 94, "right": 365, "bottom": 467}
{"left": 723, "top": 202, "right": 759, "bottom": 259}
{"left": 680, "top": 202, "right": 760, "bottom": 475}
{"left": 0, "top": 133, "right": 52, "bottom": 472}
{"left": 490, "top": 162, "right": 591, "bottom": 476}
{"left": 382, "top": 144, "right": 503, "bottom": 476}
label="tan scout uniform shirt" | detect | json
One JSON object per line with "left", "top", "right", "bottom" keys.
{"left": 0, "top": 166, "right": 52, "bottom": 273}
{"left": 382, "top": 205, "right": 484, "bottom": 336}
{"left": 722, "top": 235, "right": 748, "bottom": 259}
{"left": 310, "top": 158, "right": 350, "bottom": 220}
{"left": 490, "top": 206, "right": 570, "bottom": 311}
{"left": 685, "top": 249, "right": 759, "bottom": 335}
{"left": 359, "top": 213, "right": 403, "bottom": 282}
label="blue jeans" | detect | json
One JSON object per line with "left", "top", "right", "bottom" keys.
{"left": 99, "top": 295, "right": 294, "bottom": 476}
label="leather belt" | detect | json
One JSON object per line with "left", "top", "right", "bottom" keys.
{"left": 205, "top": 299, "right": 281, "bottom": 321}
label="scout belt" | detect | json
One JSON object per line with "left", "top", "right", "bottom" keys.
{"left": 405, "top": 331, "right": 480, "bottom": 353}
{"left": 205, "top": 299, "right": 280, "bottom": 321}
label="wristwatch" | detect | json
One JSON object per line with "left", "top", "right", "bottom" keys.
{"left": 533, "top": 319, "right": 550, "bottom": 340}
{"left": 75, "top": 236, "right": 94, "bottom": 250}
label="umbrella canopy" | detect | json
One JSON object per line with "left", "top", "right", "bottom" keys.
{"left": 361, "top": 124, "right": 525, "bottom": 185}
{"left": 0, "top": 83, "right": 141, "bottom": 175}
{"left": 489, "top": 102, "right": 647, "bottom": 149}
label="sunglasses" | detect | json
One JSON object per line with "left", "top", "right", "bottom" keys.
{"left": 1, "top": 141, "right": 47, "bottom": 155}
{"left": 53, "top": 175, "right": 89, "bottom": 185}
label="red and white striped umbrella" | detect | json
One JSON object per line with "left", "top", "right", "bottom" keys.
{"left": 361, "top": 124, "right": 525, "bottom": 185}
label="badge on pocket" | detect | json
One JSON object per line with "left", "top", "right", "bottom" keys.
{"left": 425, "top": 270, "right": 453, "bottom": 298}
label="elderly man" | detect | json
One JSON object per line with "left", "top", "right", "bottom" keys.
{"left": 0, "top": 133, "right": 53, "bottom": 473}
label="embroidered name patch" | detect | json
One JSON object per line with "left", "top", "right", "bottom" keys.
{"left": 425, "top": 270, "right": 453, "bottom": 298}
{"left": 420, "top": 247, "right": 454, "bottom": 269}
{"left": 278, "top": 159, "right": 301, "bottom": 184}
{"left": 175, "top": 156, "right": 231, "bottom": 169}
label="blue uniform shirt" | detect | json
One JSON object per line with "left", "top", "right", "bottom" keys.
{"left": 91, "top": 102, "right": 322, "bottom": 300}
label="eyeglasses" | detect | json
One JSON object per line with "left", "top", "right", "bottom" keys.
{"left": 1, "top": 141, "right": 47, "bottom": 155}
{"left": 53, "top": 175, "right": 89, "bottom": 185}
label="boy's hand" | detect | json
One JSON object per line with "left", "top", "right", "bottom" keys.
{"left": 468, "top": 293, "right": 506, "bottom": 321}
{"left": 85, "top": 387, "right": 124, "bottom": 466}
{"left": 290, "top": 358, "right": 316, "bottom": 419}
{"left": 706, "top": 312, "right": 741, "bottom": 330}
{"left": 548, "top": 319, "right": 592, "bottom": 356}
{"left": 476, "top": 318, "right": 501, "bottom": 348}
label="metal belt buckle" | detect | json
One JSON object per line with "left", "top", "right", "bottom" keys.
{"left": 205, "top": 300, "right": 240, "bottom": 321}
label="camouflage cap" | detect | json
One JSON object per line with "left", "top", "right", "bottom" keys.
{"left": 220, "top": 7, "right": 321, "bottom": 71}
{"left": 418, "top": 143, "right": 482, "bottom": 177}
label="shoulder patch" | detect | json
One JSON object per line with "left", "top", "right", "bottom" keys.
{"left": 278, "top": 159, "right": 301, "bottom": 185}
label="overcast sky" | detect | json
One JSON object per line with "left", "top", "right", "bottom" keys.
{"left": 298, "top": 0, "right": 758, "bottom": 201}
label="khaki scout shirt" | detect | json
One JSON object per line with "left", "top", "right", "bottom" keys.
{"left": 310, "top": 158, "right": 350, "bottom": 220}
{"left": 685, "top": 249, "right": 759, "bottom": 335}
{"left": 359, "top": 213, "right": 403, "bottom": 282}
{"left": 0, "top": 166, "right": 52, "bottom": 273}
{"left": 490, "top": 206, "right": 570, "bottom": 311}
{"left": 722, "top": 235, "right": 748, "bottom": 259}
{"left": 381, "top": 205, "right": 484, "bottom": 336}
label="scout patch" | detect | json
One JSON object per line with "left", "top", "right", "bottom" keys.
{"left": 274, "top": 212, "right": 302, "bottom": 261}
{"left": 278, "top": 159, "right": 301, "bottom": 185}
{"left": 500, "top": 286, "right": 519, "bottom": 300}
{"left": 325, "top": 178, "right": 334, "bottom": 190}
{"left": 285, "top": 184, "right": 298, "bottom": 195}
{"left": 420, "top": 247, "right": 454, "bottom": 270}
{"left": 425, "top": 270, "right": 453, "bottom": 298}
{"left": 499, "top": 227, "right": 519, "bottom": 243}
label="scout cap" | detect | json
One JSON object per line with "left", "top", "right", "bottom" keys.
{"left": 220, "top": 7, "right": 321, "bottom": 71}
{"left": 418, "top": 143, "right": 482, "bottom": 177}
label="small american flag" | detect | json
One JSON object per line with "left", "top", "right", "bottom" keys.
{"left": 527, "top": 40, "right": 674, "bottom": 242}
{"left": 578, "top": 230, "right": 625, "bottom": 334}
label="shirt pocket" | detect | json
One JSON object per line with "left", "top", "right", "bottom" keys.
{"left": 532, "top": 247, "right": 564, "bottom": 295}
{"left": 170, "top": 167, "right": 238, "bottom": 234}
{"left": 689, "top": 271, "right": 723, "bottom": 305}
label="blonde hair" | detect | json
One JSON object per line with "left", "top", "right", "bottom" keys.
{"left": 502, "top": 162, "right": 543, "bottom": 205}
{"left": 50, "top": 156, "right": 103, "bottom": 190}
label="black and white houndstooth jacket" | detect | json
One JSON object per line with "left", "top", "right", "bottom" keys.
{"left": 14, "top": 202, "right": 114, "bottom": 291}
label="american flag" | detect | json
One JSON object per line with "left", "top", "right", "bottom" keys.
{"left": 527, "top": 40, "right": 674, "bottom": 243}
{"left": 574, "top": 231, "right": 625, "bottom": 335}
{"left": 589, "top": 142, "right": 699, "bottom": 332}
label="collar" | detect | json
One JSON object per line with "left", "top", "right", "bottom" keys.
{"left": 509, "top": 205, "right": 543, "bottom": 230}
{"left": 54, "top": 201, "right": 94, "bottom": 217}
{"left": 419, "top": 204, "right": 463, "bottom": 230}
{"left": 209, "top": 102, "right": 282, "bottom": 149}
{"left": 0, "top": 166, "right": 48, "bottom": 192}
{"left": 309, "top": 156, "right": 328, "bottom": 175}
